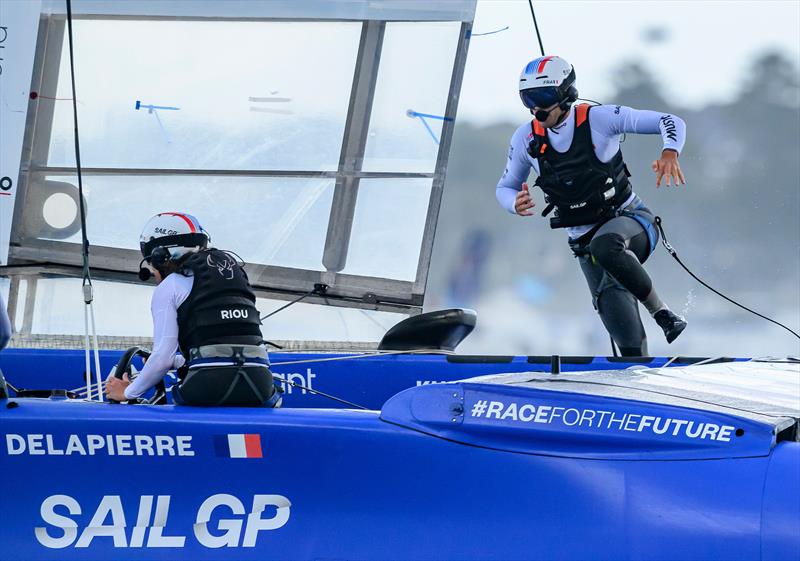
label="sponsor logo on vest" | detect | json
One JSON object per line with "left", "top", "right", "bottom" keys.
{"left": 569, "top": 201, "right": 587, "bottom": 209}
{"left": 35, "top": 493, "right": 291, "bottom": 549}
{"left": 272, "top": 368, "right": 316, "bottom": 394}
{"left": 207, "top": 253, "right": 236, "bottom": 279}
{"left": 220, "top": 309, "right": 249, "bottom": 319}
{"left": 5, "top": 433, "right": 194, "bottom": 457}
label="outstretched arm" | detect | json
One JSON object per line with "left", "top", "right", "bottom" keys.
{"left": 595, "top": 105, "right": 687, "bottom": 187}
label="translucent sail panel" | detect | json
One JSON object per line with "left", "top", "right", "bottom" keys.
{"left": 0, "top": 277, "right": 10, "bottom": 316}
{"left": 27, "top": 276, "right": 403, "bottom": 342}
{"left": 342, "top": 178, "right": 432, "bottom": 281}
{"left": 361, "top": 22, "right": 461, "bottom": 173}
{"left": 32, "top": 175, "right": 334, "bottom": 270}
{"left": 46, "top": 20, "right": 360, "bottom": 170}
{"left": 32, "top": 278, "right": 154, "bottom": 336}
{"left": 257, "top": 299, "right": 404, "bottom": 343}
{"left": 43, "top": 0, "right": 476, "bottom": 22}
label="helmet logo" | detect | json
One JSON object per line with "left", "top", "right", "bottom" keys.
{"left": 155, "top": 227, "right": 178, "bottom": 236}
{"left": 535, "top": 55, "right": 555, "bottom": 74}
{"left": 207, "top": 254, "right": 236, "bottom": 280}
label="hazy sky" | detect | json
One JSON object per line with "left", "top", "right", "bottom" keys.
{"left": 459, "top": 0, "right": 800, "bottom": 124}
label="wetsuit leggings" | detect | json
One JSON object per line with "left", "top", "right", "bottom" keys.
{"left": 575, "top": 204, "right": 657, "bottom": 356}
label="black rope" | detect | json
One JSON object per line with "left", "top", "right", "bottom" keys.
{"left": 4, "top": 379, "right": 20, "bottom": 394}
{"left": 274, "top": 377, "right": 368, "bottom": 410}
{"left": 655, "top": 216, "right": 799, "bottom": 340}
{"left": 65, "top": 0, "right": 91, "bottom": 290}
{"left": 527, "top": 0, "right": 546, "bottom": 56}
{"left": 259, "top": 283, "right": 328, "bottom": 322}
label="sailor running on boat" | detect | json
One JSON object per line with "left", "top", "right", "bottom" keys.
{"left": 105, "top": 212, "right": 281, "bottom": 406}
{"left": 497, "top": 56, "right": 687, "bottom": 356}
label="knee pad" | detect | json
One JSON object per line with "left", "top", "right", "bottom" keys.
{"left": 589, "top": 233, "right": 626, "bottom": 267}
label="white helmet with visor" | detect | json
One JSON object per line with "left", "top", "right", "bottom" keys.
{"left": 518, "top": 55, "right": 578, "bottom": 109}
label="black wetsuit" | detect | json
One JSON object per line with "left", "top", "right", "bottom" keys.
{"left": 497, "top": 103, "right": 686, "bottom": 355}
{"left": 570, "top": 196, "right": 658, "bottom": 355}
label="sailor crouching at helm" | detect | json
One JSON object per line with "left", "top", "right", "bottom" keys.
{"left": 497, "top": 56, "right": 687, "bottom": 356}
{"left": 105, "top": 212, "right": 281, "bottom": 407}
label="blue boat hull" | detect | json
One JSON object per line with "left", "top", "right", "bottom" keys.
{"left": 0, "top": 349, "right": 797, "bottom": 560}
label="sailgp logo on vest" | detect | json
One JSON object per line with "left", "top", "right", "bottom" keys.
{"left": 220, "top": 309, "right": 249, "bottom": 320}
{"left": 207, "top": 253, "right": 236, "bottom": 280}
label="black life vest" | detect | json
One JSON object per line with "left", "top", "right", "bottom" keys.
{"left": 528, "top": 104, "right": 632, "bottom": 229}
{"left": 176, "top": 249, "right": 263, "bottom": 358}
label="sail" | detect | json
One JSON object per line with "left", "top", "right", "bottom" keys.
{"left": 1, "top": 0, "right": 476, "bottom": 342}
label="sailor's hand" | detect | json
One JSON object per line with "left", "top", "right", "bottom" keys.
{"left": 105, "top": 373, "right": 130, "bottom": 402}
{"left": 514, "top": 183, "right": 536, "bottom": 216}
{"left": 652, "top": 149, "right": 686, "bottom": 188}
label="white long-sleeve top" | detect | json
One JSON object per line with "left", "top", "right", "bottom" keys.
{"left": 123, "top": 273, "right": 193, "bottom": 399}
{"left": 496, "top": 104, "right": 686, "bottom": 239}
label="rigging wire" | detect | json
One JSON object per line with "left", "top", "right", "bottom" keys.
{"left": 527, "top": 0, "right": 546, "bottom": 56}
{"left": 65, "top": 0, "right": 103, "bottom": 401}
{"left": 269, "top": 348, "right": 453, "bottom": 367}
{"left": 66, "top": 348, "right": 455, "bottom": 396}
{"left": 260, "top": 284, "right": 328, "bottom": 322}
{"left": 655, "top": 217, "right": 799, "bottom": 341}
{"left": 274, "top": 377, "right": 368, "bottom": 410}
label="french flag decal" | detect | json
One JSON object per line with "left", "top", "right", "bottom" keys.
{"left": 215, "top": 434, "right": 263, "bottom": 458}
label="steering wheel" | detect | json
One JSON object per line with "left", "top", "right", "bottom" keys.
{"left": 109, "top": 346, "right": 167, "bottom": 405}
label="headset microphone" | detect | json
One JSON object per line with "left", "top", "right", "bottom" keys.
{"left": 138, "top": 258, "right": 152, "bottom": 281}
{"left": 534, "top": 109, "right": 550, "bottom": 122}
{"left": 534, "top": 87, "right": 578, "bottom": 123}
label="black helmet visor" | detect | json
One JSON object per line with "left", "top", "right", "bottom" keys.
{"left": 520, "top": 87, "right": 562, "bottom": 110}
{"left": 140, "top": 233, "right": 209, "bottom": 259}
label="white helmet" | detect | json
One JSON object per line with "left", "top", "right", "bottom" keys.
{"left": 139, "top": 212, "right": 210, "bottom": 264}
{"left": 518, "top": 55, "right": 577, "bottom": 109}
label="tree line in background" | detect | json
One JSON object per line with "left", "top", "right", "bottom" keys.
{"left": 428, "top": 52, "right": 799, "bottom": 351}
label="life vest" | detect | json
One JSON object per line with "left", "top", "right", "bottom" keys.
{"left": 528, "top": 104, "right": 632, "bottom": 229}
{"left": 176, "top": 249, "right": 263, "bottom": 359}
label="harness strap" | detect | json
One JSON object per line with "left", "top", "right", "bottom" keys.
{"left": 211, "top": 366, "right": 269, "bottom": 407}
{"left": 188, "top": 357, "right": 270, "bottom": 368}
